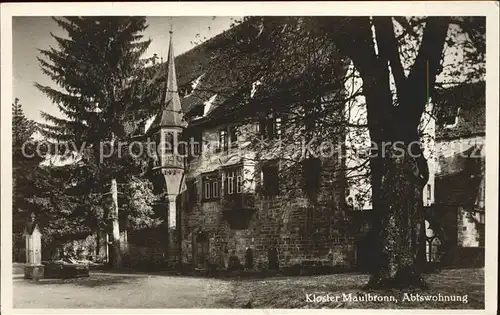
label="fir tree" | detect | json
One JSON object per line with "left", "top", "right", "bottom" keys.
{"left": 12, "top": 98, "right": 40, "bottom": 260}
{"left": 36, "top": 17, "right": 161, "bottom": 267}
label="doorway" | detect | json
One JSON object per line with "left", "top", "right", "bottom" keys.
{"left": 268, "top": 247, "right": 278, "bottom": 270}
{"left": 193, "top": 231, "right": 209, "bottom": 269}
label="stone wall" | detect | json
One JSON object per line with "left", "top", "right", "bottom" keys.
{"left": 42, "top": 231, "right": 109, "bottom": 262}
{"left": 180, "top": 198, "right": 357, "bottom": 270}
{"left": 457, "top": 207, "right": 484, "bottom": 248}
{"left": 178, "top": 138, "right": 357, "bottom": 270}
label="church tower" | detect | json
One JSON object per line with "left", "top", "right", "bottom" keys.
{"left": 148, "top": 28, "right": 186, "bottom": 264}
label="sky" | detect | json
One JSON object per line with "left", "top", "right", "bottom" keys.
{"left": 12, "top": 16, "right": 241, "bottom": 123}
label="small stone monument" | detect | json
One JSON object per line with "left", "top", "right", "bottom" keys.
{"left": 24, "top": 214, "right": 44, "bottom": 280}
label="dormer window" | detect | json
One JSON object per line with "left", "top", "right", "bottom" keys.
{"left": 439, "top": 106, "right": 460, "bottom": 128}
{"left": 250, "top": 80, "right": 262, "bottom": 98}
{"left": 182, "top": 73, "right": 205, "bottom": 98}
{"left": 203, "top": 94, "right": 217, "bottom": 117}
{"left": 186, "top": 94, "right": 217, "bottom": 121}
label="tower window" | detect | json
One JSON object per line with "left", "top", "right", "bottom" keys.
{"left": 163, "top": 132, "right": 175, "bottom": 154}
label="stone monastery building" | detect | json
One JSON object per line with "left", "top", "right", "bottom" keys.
{"left": 123, "top": 17, "right": 484, "bottom": 271}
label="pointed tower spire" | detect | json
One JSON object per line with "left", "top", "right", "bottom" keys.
{"left": 150, "top": 26, "right": 185, "bottom": 129}
{"left": 148, "top": 24, "right": 186, "bottom": 266}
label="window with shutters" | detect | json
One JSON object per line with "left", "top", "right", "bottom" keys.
{"left": 224, "top": 166, "right": 243, "bottom": 195}
{"left": 202, "top": 172, "right": 220, "bottom": 201}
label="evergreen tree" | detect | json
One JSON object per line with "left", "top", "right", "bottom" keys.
{"left": 12, "top": 98, "right": 92, "bottom": 259}
{"left": 12, "top": 98, "right": 40, "bottom": 260}
{"left": 36, "top": 17, "right": 161, "bottom": 267}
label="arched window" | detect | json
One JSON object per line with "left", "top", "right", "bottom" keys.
{"left": 425, "top": 220, "right": 441, "bottom": 262}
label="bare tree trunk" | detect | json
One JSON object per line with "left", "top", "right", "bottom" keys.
{"left": 366, "top": 144, "right": 427, "bottom": 289}
{"left": 111, "top": 177, "right": 122, "bottom": 268}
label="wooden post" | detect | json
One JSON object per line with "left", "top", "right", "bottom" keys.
{"left": 111, "top": 178, "right": 122, "bottom": 268}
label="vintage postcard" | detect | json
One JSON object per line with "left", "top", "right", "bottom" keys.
{"left": 1, "top": 1, "right": 498, "bottom": 314}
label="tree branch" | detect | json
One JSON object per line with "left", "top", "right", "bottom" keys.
{"left": 373, "top": 17, "right": 406, "bottom": 103}
{"left": 393, "top": 17, "right": 422, "bottom": 41}
{"left": 404, "top": 17, "right": 450, "bottom": 130}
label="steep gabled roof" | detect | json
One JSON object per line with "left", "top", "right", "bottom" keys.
{"left": 148, "top": 30, "right": 186, "bottom": 131}
{"left": 140, "top": 21, "right": 247, "bottom": 133}
{"left": 143, "top": 17, "right": 347, "bottom": 131}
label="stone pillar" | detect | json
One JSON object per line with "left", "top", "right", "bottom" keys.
{"left": 167, "top": 199, "right": 179, "bottom": 266}
{"left": 24, "top": 223, "right": 44, "bottom": 280}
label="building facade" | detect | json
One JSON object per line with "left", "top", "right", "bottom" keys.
{"left": 128, "top": 19, "right": 485, "bottom": 271}
{"left": 166, "top": 21, "right": 356, "bottom": 271}
{"left": 424, "top": 82, "right": 485, "bottom": 267}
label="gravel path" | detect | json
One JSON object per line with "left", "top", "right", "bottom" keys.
{"left": 13, "top": 271, "right": 233, "bottom": 308}
{"left": 12, "top": 268, "right": 484, "bottom": 309}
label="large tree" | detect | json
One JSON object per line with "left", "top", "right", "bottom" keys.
{"left": 36, "top": 17, "right": 161, "bottom": 267}
{"left": 317, "top": 16, "right": 484, "bottom": 289}
{"left": 12, "top": 98, "right": 40, "bottom": 260}
{"left": 13, "top": 98, "right": 102, "bottom": 259}
{"left": 193, "top": 16, "right": 484, "bottom": 288}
